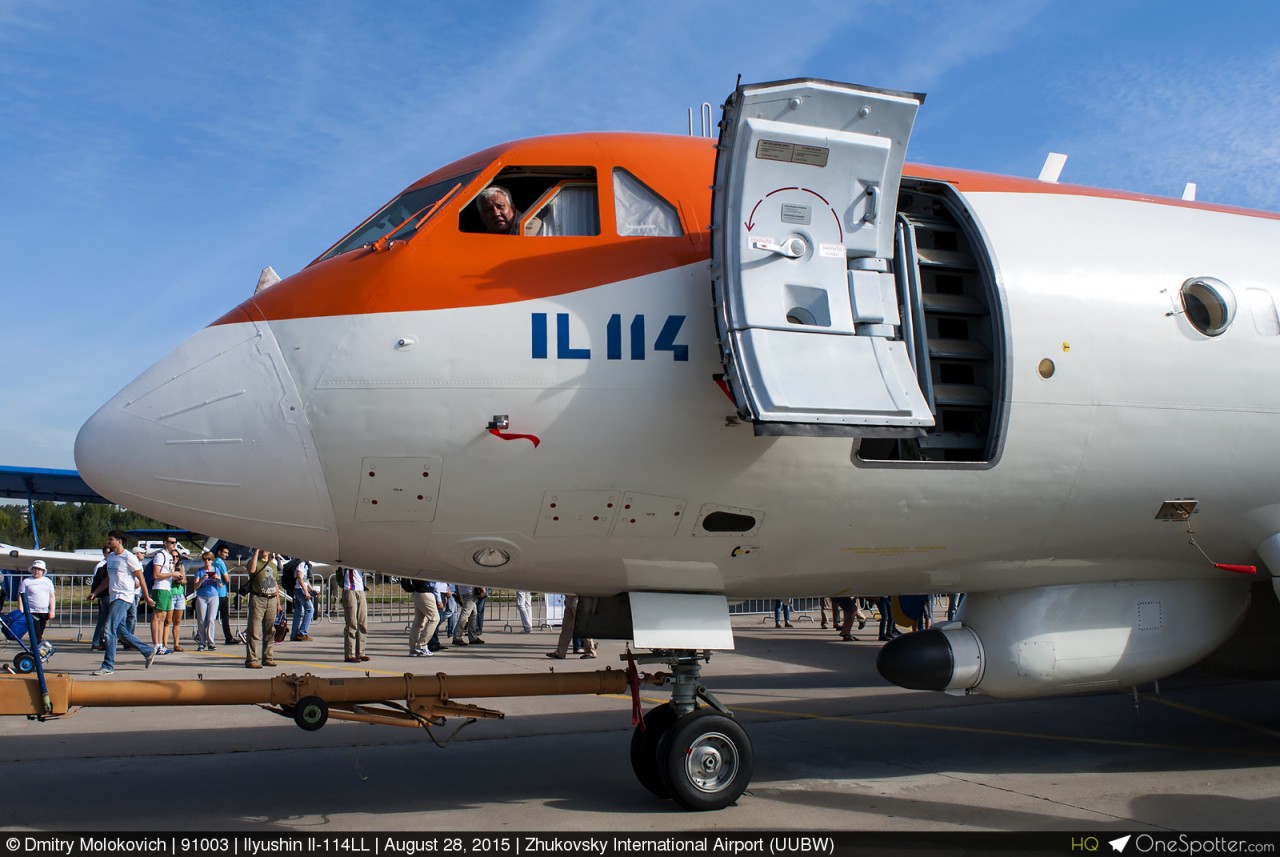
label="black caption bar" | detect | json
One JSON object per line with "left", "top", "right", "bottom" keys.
{"left": 3, "top": 832, "right": 1278, "bottom": 857}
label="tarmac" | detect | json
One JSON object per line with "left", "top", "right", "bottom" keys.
{"left": 2, "top": 612, "right": 1278, "bottom": 833}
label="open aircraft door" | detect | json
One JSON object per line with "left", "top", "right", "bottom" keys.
{"left": 712, "top": 79, "right": 934, "bottom": 436}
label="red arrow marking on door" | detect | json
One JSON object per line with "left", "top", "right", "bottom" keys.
{"left": 749, "top": 187, "right": 843, "bottom": 242}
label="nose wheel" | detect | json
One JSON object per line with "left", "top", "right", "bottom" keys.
{"left": 628, "top": 651, "right": 754, "bottom": 811}
{"left": 630, "top": 702, "right": 679, "bottom": 797}
{"left": 658, "top": 711, "right": 752, "bottom": 811}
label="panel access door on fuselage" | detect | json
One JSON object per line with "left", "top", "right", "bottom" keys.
{"left": 712, "top": 78, "right": 933, "bottom": 436}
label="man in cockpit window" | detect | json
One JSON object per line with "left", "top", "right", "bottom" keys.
{"left": 476, "top": 186, "right": 542, "bottom": 235}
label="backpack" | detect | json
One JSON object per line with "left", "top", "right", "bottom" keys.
{"left": 281, "top": 557, "right": 302, "bottom": 592}
{"left": 90, "top": 565, "right": 107, "bottom": 598}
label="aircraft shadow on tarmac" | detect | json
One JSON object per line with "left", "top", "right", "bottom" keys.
{"left": 3, "top": 627, "right": 1279, "bottom": 830}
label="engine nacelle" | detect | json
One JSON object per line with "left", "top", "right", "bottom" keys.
{"left": 876, "top": 579, "right": 1251, "bottom": 698}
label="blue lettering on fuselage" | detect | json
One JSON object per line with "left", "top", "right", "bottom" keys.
{"left": 531, "top": 312, "right": 687, "bottom": 361}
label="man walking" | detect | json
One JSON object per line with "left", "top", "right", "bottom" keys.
{"left": 403, "top": 577, "right": 438, "bottom": 657}
{"left": 451, "top": 585, "right": 485, "bottom": 646}
{"left": 429, "top": 581, "right": 452, "bottom": 652}
{"left": 90, "top": 530, "right": 156, "bottom": 675}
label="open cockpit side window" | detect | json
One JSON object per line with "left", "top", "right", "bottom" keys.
{"left": 460, "top": 166, "right": 599, "bottom": 236}
{"left": 613, "top": 168, "right": 682, "bottom": 237}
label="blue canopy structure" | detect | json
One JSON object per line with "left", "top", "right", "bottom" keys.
{"left": 0, "top": 465, "right": 110, "bottom": 548}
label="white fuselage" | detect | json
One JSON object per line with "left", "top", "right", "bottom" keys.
{"left": 76, "top": 185, "right": 1280, "bottom": 600}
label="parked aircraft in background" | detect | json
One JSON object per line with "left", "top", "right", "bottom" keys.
{"left": 0, "top": 542, "right": 101, "bottom": 575}
{"left": 74, "top": 78, "right": 1280, "bottom": 809}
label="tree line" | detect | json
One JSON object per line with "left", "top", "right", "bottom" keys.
{"left": 0, "top": 502, "right": 176, "bottom": 551}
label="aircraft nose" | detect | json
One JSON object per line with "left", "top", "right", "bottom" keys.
{"left": 75, "top": 317, "right": 338, "bottom": 558}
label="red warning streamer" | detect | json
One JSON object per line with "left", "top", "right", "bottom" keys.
{"left": 1213, "top": 563, "right": 1257, "bottom": 575}
{"left": 487, "top": 428, "right": 540, "bottom": 448}
{"left": 627, "top": 648, "right": 643, "bottom": 728}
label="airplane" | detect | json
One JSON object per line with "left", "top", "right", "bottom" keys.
{"left": 0, "top": 542, "right": 101, "bottom": 576}
{"left": 72, "top": 77, "right": 1280, "bottom": 810}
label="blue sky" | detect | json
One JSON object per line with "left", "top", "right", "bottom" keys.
{"left": 2, "top": 1, "right": 1278, "bottom": 469}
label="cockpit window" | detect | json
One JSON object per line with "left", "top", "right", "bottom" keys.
{"left": 528, "top": 181, "right": 600, "bottom": 236}
{"left": 613, "top": 168, "right": 682, "bottom": 236}
{"left": 461, "top": 166, "right": 598, "bottom": 236}
{"left": 316, "top": 170, "right": 479, "bottom": 262}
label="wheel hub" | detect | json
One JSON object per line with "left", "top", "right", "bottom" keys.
{"left": 685, "top": 731, "right": 738, "bottom": 792}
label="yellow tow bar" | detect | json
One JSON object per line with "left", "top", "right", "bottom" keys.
{"left": 0, "top": 668, "right": 654, "bottom": 732}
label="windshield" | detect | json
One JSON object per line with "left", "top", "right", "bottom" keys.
{"left": 316, "top": 170, "right": 479, "bottom": 262}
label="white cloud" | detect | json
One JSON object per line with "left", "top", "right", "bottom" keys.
{"left": 1051, "top": 46, "right": 1280, "bottom": 210}
{"left": 876, "top": 1, "right": 1052, "bottom": 89}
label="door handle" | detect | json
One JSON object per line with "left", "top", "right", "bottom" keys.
{"left": 863, "top": 185, "right": 879, "bottom": 223}
{"left": 748, "top": 236, "right": 807, "bottom": 258}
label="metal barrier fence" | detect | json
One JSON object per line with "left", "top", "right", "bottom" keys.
{"left": 2, "top": 572, "right": 569, "bottom": 641}
{"left": 1, "top": 572, "right": 916, "bottom": 643}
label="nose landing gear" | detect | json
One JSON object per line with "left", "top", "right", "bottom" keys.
{"left": 628, "top": 650, "right": 754, "bottom": 811}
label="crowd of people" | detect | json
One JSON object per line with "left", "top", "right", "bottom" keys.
{"left": 4, "top": 538, "right": 958, "bottom": 675}
{"left": 68, "top": 539, "right": 584, "bottom": 670}
{"left": 775, "top": 594, "right": 960, "bottom": 641}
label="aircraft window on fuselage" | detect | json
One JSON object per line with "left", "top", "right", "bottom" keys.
{"left": 317, "top": 170, "right": 479, "bottom": 262}
{"left": 1180, "top": 277, "right": 1235, "bottom": 337}
{"left": 460, "top": 167, "right": 599, "bottom": 235}
{"left": 613, "top": 168, "right": 682, "bottom": 237}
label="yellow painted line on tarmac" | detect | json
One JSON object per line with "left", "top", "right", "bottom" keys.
{"left": 610, "top": 694, "right": 1280, "bottom": 759}
{"left": 1142, "top": 692, "right": 1280, "bottom": 741}
{"left": 202, "top": 649, "right": 400, "bottom": 675}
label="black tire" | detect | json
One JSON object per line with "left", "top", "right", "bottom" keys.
{"left": 656, "top": 710, "right": 753, "bottom": 811}
{"left": 629, "top": 702, "right": 679, "bottom": 798}
{"left": 292, "top": 695, "right": 329, "bottom": 731}
{"left": 14, "top": 652, "right": 36, "bottom": 674}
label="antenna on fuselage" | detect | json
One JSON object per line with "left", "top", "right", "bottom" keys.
{"left": 1038, "top": 152, "right": 1067, "bottom": 183}
{"left": 1182, "top": 182, "right": 1197, "bottom": 201}
{"left": 255, "top": 266, "right": 281, "bottom": 294}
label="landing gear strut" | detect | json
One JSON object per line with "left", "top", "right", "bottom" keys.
{"left": 629, "top": 650, "right": 753, "bottom": 811}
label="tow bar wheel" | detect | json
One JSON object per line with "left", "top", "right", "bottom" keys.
{"left": 292, "top": 695, "right": 329, "bottom": 731}
{"left": 657, "top": 710, "right": 753, "bottom": 811}
{"left": 13, "top": 652, "right": 35, "bottom": 675}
